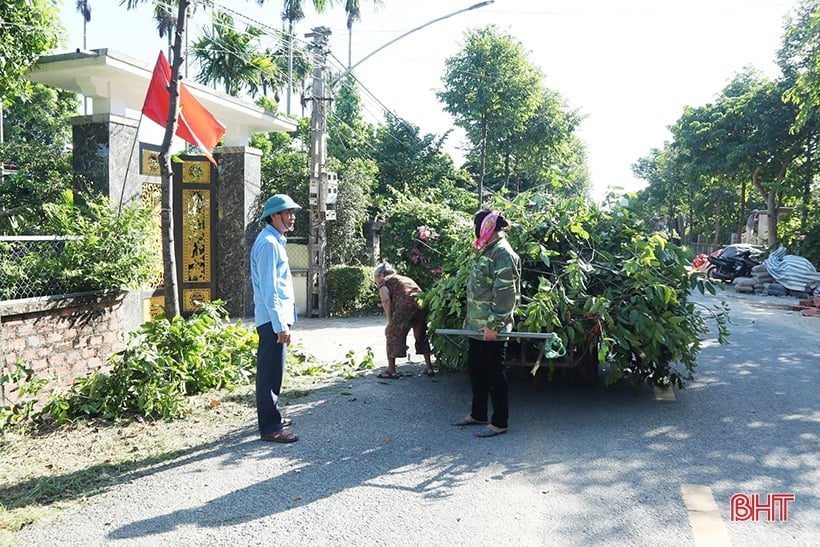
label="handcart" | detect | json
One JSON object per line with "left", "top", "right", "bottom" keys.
{"left": 434, "top": 329, "right": 566, "bottom": 377}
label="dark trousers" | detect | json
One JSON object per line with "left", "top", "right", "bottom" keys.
{"left": 467, "top": 338, "right": 509, "bottom": 429}
{"left": 256, "top": 322, "right": 287, "bottom": 436}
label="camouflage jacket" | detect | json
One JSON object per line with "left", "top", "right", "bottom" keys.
{"left": 463, "top": 234, "right": 521, "bottom": 333}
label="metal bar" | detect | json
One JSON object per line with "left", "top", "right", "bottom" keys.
{"left": 435, "top": 328, "right": 558, "bottom": 340}
{"left": 435, "top": 328, "right": 564, "bottom": 375}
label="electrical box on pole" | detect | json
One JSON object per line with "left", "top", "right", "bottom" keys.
{"left": 325, "top": 172, "right": 338, "bottom": 220}
{"left": 305, "top": 26, "right": 332, "bottom": 317}
{"left": 308, "top": 170, "right": 338, "bottom": 221}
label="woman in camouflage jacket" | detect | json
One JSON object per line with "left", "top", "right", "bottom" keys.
{"left": 453, "top": 210, "right": 521, "bottom": 438}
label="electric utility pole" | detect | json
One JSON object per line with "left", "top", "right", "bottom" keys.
{"left": 306, "top": 27, "right": 332, "bottom": 317}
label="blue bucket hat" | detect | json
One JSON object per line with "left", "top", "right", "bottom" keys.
{"left": 261, "top": 194, "right": 302, "bottom": 222}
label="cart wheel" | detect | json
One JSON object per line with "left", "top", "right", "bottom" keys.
{"left": 572, "top": 352, "right": 599, "bottom": 386}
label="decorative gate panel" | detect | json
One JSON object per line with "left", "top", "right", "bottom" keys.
{"left": 174, "top": 156, "right": 217, "bottom": 315}
{"left": 139, "top": 143, "right": 164, "bottom": 321}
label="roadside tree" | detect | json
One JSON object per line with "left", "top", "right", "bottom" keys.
{"left": 779, "top": 0, "right": 820, "bottom": 133}
{"left": 437, "top": 25, "right": 542, "bottom": 202}
{"left": 0, "top": 84, "right": 79, "bottom": 232}
{"left": 122, "top": 0, "right": 199, "bottom": 317}
{"left": 371, "top": 112, "right": 474, "bottom": 211}
{"left": 0, "top": 0, "right": 62, "bottom": 100}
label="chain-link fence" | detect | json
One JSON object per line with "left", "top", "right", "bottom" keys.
{"left": 0, "top": 236, "right": 84, "bottom": 301}
{"left": 287, "top": 237, "right": 309, "bottom": 272}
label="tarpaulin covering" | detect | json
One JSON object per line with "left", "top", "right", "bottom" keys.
{"left": 763, "top": 246, "right": 820, "bottom": 294}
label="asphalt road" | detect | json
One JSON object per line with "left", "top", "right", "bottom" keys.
{"left": 15, "top": 290, "right": 819, "bottom": 546}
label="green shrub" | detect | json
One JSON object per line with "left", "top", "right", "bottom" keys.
{"left": 426, "top": 191, "right": 730, "bottom": 389}
{"left": 43, "top": 190, "right": 161, "bottom": 292}
{"left": 780, "top": 198, "right": 820, "bottom": 268}
{"left": 379, "top": 191, "right": 471, "bottom": 291}
{"left": 41, "top": 301, "right": 258, "bottom": 423}
{"left": 0, "top": 362, "right": 54, "bottom": 430}
{"left": 327, "top": 265, "right": 377, "bottom": 316}
{"left": 0, "top": 190, "right": 161, "bottom": 300}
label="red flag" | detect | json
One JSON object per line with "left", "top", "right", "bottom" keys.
{"left": 141, "top": 51, "right": 226, "bottom": 165}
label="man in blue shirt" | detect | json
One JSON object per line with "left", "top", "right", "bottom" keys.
{"left": 251, "top": 194, "right": 301, "bottom": 443}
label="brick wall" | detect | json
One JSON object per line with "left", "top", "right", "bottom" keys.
{"left": 1, "top": 292, "right": 127, "bottom": 404}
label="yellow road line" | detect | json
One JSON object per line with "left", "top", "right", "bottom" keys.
{"left": 681, "top": 484, "right": 732, "bottom": 547}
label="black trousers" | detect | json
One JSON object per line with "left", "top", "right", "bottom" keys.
{"left": 256, "top": 322, "right": 287, "bottom": 436}
{"left": 467, "top": 338, "right": 509, "bottom": 429}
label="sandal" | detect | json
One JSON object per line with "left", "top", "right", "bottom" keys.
{"left": 475, "top": 426, "right": 507, "bottom": 438}
{"left": 261, "top": 429, "right": 299, "bottom": 443}
{"left": 452, "top": 416, "right": 488, "bottom": 426}
{"left": 280, "top": 417, "right": 293, "bottom": 428}
{"left": 377, "top": 371, "right": 400, "bottom": 379}
{"left": 421, "top": 369, "right": 436, "bottom": 377}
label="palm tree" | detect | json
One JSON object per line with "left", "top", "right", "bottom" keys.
{"left": 344, "top": 0, "right": 383, "bottom": 68}
{"left": 76, "top": 0, "right": 91, "bottom": 49}
{"left": 280, "top": 0, "right": 305, "bottom": 115}
{"left": 153, "top": 3, "right": 177, "bottom": 62}
{"left": 192, "top": 11, "right": 278, "bottom": 97}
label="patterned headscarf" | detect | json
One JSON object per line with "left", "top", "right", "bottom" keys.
{"left": 473, "top": 211, "right": 501, "bottom": 249}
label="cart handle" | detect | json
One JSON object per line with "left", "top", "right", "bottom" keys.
{"left": 433, "top": 329, "right": 566, "bottom": 375}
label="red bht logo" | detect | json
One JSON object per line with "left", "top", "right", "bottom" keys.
{"left": 730, "top": 493, "right": 795, "bottom": 522}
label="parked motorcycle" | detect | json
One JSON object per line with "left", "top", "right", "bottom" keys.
{"left": 706, "top": 246, "right": 763, "bottom": 282}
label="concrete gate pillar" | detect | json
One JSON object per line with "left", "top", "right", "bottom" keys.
{"left": 213, "top": 146, "right": 262, "bottom": 319}
{"left": 71, "top": 113, "right": 142, "bottom": 206}
{"left": 69, "top": 113, "right": 144, "bottom": 333}
{"left": 364, "top": 220, "right": 385, "bottom": 266}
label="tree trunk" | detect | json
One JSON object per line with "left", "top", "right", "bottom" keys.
{"left": 158, "top": 0, "right": 192, "bottom": 319}
{"left": 479, "top": 114, "right": 487, "bottom": 206}
{"left": 348, "top": 25, "right": 353, "bottom": 68}
{"left": 738, "top": 176, "right": 747, "bottom": 240}
{"left": 751, "top": 166, "right": 779, "bottom": 247}
{"left": 503, "top": 152, "right": 510, "bottom": 190}
{"left": 287, "top": 19, "right": 294, "bottom": 115}
{"left": 802, "top": 135, "right": 814, "bottom": 229}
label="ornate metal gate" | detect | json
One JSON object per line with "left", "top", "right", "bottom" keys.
{"left": 173, "top": 155, "right": 217, "bottom": 315}
{"left": 138, "top": 144, "right": 217, "bottom": 318}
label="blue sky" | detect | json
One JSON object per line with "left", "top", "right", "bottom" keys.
{"left": 57, "top": 0, "right": 799, "bottom": 199}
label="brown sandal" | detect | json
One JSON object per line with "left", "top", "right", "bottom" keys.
{"left": 261, "top": 429, "right": 298, "bottom": 443}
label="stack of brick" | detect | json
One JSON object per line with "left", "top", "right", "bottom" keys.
{"left": 798, "top": 295, "right": 820, "bottom": 317}
{"left": 734, "top": 264, "right": 794, "bottom": 295}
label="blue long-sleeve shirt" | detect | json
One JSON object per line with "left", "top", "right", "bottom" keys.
{"left": 251, "top": 224, "right": 296, "bottom": 333}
